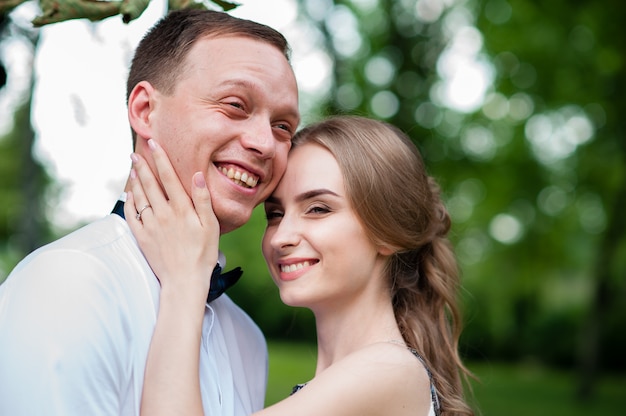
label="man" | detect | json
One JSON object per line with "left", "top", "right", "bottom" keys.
{"left": 0, "top": 9, "right": 300, "bottom": 415}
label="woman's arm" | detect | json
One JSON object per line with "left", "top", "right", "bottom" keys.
{"left": 125, "top": 140, "right": 217, "bottom": 416}
{"left": 139, "top": 272, "right": 206, "bottom": 415}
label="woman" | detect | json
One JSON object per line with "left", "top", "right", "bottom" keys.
{"left": 126, "top": 116, "right": 474, "bottom": 415}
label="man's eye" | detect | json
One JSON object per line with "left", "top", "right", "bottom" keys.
{"left": 273, "top": 123, "right": 294, "bottom": 141}
{"left": 228, "top": 102, "right": 244, "bottom": 110}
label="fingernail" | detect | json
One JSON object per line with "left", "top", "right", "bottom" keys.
{"left": 148, "top": 139, "right": 157, "bottom": 151}
{"left": 130, "top": 169, "right": 137, "bottom": 179}
{"left": 131, "top": 153, "right": 139, "bottom": 163}
{"left": 193, "top": 172, "right": 206, "bottom": 188}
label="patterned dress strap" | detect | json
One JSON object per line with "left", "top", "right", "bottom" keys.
{"left": 290, "top": 383, "right": 307, "bottom": 395}
{"left": 408, "top": 348, "right": 442, "bottom": 416}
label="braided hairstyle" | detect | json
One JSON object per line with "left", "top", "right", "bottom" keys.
{"left": 292, "top": 116, "right": 473, "bottom": 416}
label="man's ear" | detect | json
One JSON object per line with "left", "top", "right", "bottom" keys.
{"left": 128, "top": 81, "right": 155, "bottom": 142}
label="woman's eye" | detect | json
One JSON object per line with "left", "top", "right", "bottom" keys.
{"left": 307, "top": 205, "right": 330, "bottom": 215}
{"left": 265, "top": 210, "right": 283, "bottom": 221}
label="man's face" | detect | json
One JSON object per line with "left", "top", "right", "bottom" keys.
{"left": 148, "top": 35, "right": 300, "bottom": 233}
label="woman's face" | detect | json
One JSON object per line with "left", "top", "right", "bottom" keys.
{"left": 262, "top": 142, "right": 388, "bottom": 311}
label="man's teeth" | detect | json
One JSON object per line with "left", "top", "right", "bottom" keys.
{"left": 280, "top": 261, "right": 312, "bottom": 273}
{"left": 219, "top": 166, "right": 259, "bottom": 188}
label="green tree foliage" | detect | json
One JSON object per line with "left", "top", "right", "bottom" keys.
{"left": 478, "top": 0, "right": 626, "bottom": 396}
{"left": 0, "top": 15, "right": 52, "bottom": 282}
{"left": 0, "top": 16, "right": 5, "bottom": 90}
{"left": 0, "top": 99, "right": 53, "bottom": 282}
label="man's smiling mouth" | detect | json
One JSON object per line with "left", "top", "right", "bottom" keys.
{"left": 218, "top": 165, "right": 259, "bottom": 188}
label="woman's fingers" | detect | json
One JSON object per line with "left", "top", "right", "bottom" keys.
{"left": 131, "top": 150, "right": 169, "bottom": 211}
{"left": 191, "top": 172, "right": 219, "bottom": 233}
{"left": 123, "top": 144, "right": 220, "bottom": 300}
{"left": 124, "top": 169, "right": 152, "bottom": 225}
{"left": 146, "top": 139, "right": 188, "bottom": 211}
{"left": 132, "top": 139, "right": 200, "bottom": 224}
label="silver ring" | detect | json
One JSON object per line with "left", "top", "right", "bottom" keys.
{"left": 136, "top": 204, "right": 151, "bottom": 221}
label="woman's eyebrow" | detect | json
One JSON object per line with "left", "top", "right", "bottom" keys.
{"left": 265, "top": 189, "right": 340, "bottom": 205}
{"left": 295, "top": 189, "right": 340, "bottom": 203}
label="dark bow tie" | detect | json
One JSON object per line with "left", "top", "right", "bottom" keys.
{"left": 207, "top": 264, "right": 242, "bottom": 302}
{"left": 112, "top": 200, "right": 242, "bottom": 303}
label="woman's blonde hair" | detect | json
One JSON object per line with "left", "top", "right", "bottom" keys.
{"left": 293, "top": 116, "right": 473, "bottom": 416}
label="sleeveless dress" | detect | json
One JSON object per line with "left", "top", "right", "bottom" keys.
{"left": 290, "top": 348, "right": 441, "bottom": 415}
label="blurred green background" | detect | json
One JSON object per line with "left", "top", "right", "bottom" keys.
{"left": 1, "top": 0, "right": 625, "bottom": 414}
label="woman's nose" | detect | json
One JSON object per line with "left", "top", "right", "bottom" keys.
{"left": 270, "top": 215, "right": 300, "bottom": 250}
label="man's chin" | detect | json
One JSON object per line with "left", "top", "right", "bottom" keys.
{"left": 215, "top": 207, "right": 252, "bottom": 235}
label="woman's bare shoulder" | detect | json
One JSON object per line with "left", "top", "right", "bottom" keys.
{"left": 348, "top": 342, "right": 431, "bottom": 382}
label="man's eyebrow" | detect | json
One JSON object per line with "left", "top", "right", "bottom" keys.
{"left": 220, "top": 78, "right": 259, "bottom": 92}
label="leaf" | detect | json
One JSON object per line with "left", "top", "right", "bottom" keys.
{"left": 120, "top": 0, "right": 150, "bottom": 23}
{"left": 209, "top": 0, "right": 239, "bottom": 11}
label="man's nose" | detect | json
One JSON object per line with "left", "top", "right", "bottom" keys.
{"left": 241, "top": 117, "right": 275, "bottom": 159}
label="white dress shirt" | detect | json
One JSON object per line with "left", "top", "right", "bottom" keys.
{"left": 0, "top": 213, "right": 267, "bottom": 415}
